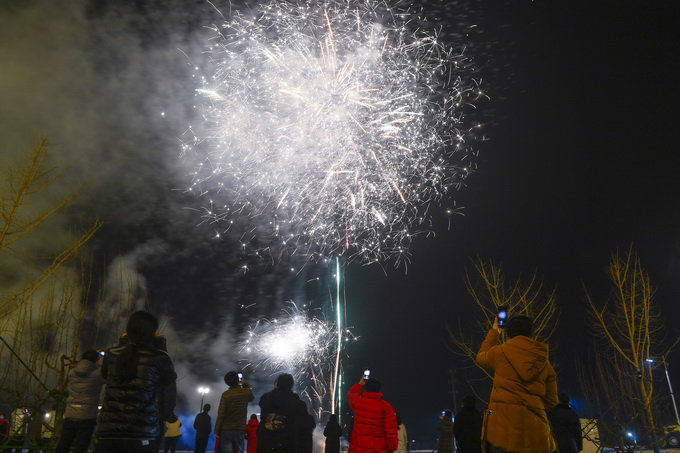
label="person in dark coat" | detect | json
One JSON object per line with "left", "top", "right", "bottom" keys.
{"left": 194, "top": 404, "right": 213, "bottom": 453}
{"left": 293, "top": 395, "right": 316, "bottom": 453}
{"left": 115, "top": 325, "right": 174, "bottom": 453}
{"left": 437, "top": 410, "right": 455, "bottom": 453}
{"left": 548, "top": 393, "right": 583, "bottom": 453}
{"left": 453, "top": 396, "right": 483, "bottom": 453}
{"left": 95, "top": 310, "right": 177, "bottom": 453}
{"left": 323, "top": 414, "right": 343, "bottom": 453}
{"left": 257, "top": 373, "right": 298, "bottom": 453}
{"left": 55, "top": 350, "right": 105, "bottom": 453}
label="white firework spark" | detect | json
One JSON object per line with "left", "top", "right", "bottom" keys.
{"left": 240, "top": 304, "right": 349, "bottom": 373}
{"left": 239, "top": 303, "right": 356, "bottom": 415}
{"left": 184, "top": 0, "right": 482, "bottom": 264}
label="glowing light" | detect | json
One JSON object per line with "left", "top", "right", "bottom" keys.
{"left": 239, "top": 303, "right": 356, "bottom": 412}
{"left": 183, "top": 0, "right": 481, "bottom": 264}
{"left": 241, "top": 306, "right": 347, "bottom": 371}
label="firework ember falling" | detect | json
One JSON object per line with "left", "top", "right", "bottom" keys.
{"left": 184, "top": 0, "right": 483, "bottom": 264}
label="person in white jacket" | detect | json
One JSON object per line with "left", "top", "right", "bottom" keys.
{"left": 55, "top": 350, "right": 105, "bottom": 453}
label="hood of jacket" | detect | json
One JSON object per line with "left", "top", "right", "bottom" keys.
{"left": 502, "top": 335, "right": 549, "bottom": 381}
{"left": 361, "top": 391, "right": 384, "bottom": 400}
{"left": 73, "top": 359, "right": 99, "bottom": 377}
{"left": 269, "top": 388, "right": 297, "bottom": 411}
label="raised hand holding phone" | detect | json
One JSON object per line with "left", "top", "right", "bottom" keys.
{"left": 497, "top": 307, "right": 508, "bottom": 328}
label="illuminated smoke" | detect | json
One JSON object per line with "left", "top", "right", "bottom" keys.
{"left": 183, "top": 0, "right": 483, "bottom": 265}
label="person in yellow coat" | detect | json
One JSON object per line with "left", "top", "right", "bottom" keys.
{"left": 476, "top": 315, "right": 558, "bottom": 453}
{"left": 396, "top": 416, "right": 408, "bottom": 453}
{"left": 163, "top": 414, "right": 182, "bottom": 453}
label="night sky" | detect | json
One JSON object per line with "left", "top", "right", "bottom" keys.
{"left": 1, "top": 0, "right": 680, "bottom": 448}
{"left": 348, "top": 0, "right": 680, "bottom": 445}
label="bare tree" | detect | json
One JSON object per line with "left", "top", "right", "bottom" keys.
{"left": 449, "top": 258, "right": 559, "bottom": 385}
{"left": 585, "top": 248, "right": 679, "bottom": 453}
{"left": 0, "top": 259, "right": 143, "bottom": 447}
{"left": 0, "top": 137, "right": 106, "bottom": 446}
{"left": 576, "top": 348, "right": 664, "bottom": 453}
{"left": 0, "top": 137, "right": 102, "bottom": 319}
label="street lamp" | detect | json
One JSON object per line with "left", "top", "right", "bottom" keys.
{"left": 198, "top": 386, "right": 210, "bottom": 412}
{"left": 646, "top": 358, "right": 680, "bottom": 426}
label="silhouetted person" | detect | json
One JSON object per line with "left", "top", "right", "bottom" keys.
{"left": 194, "top": 404, "right": 213, "bottom": 453}
{"left": 437, "top": 410, "right": 454, "bottom": 453}
{"left": 293, "top": 395, "right": 315, "bottom": 453}
{"left": 323, "top": 414, "right": 342, "bottom": 453}
{"left": 257, "top": 373, "right": 298, "bottom": 453}
{"left": 454, "top": 396, "right": 483, "bottom": 453}
{"left": 548, "top": 393, "right": 583, "bottom": 453}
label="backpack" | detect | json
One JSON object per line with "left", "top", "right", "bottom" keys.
{"left": 264, "top": 412, "right": 287, "bottom": 431}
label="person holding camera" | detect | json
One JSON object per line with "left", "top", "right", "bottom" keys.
{"left": 54, "top": 350, "right": 105, "bottom": 453}
{"left": 475, "top": 314, "right": 558, "bottom": 453}
{"left": 347, "top": 374, "right": 398, "bottom": 453}
{"left": 215, "top": 371, "right": 254, "bottom": 453}
{"left": 437, "top": 410, "right": 454, "bottom": 453}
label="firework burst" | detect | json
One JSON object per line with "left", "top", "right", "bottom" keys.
{"left": 184, "top": 0, "right": 482, "bottom": 264}
{"left": 239, "top": 303, "right": 355, "bottom": 414}
{"left": 240, "top": 304, "right": 353, "bottom": 372}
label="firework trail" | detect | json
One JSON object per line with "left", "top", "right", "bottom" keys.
{"left": 239, "top": 303, "right": 355, "bottom": 415}
{"left": 183, "top": 0, "right": 482, "bottom": 264}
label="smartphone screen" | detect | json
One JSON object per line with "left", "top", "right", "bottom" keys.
{"left": 363, "top": 369, "right": 370, "bottom": 380}
{"left": 497, "top": 307, "right": 509, "bottom": 327}
{"left": 237, "top": 372, "right": 243, "bottom": 382}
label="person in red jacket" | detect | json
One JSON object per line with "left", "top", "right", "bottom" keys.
{"left": 347, "top": 376, "right": 398, "bottom": 453}
{"left": 245, "top": 414, "right": 259, "bottom": 453}
{"left": 0, "top": 413, "right": 9, "bottom": 443}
